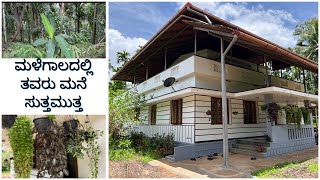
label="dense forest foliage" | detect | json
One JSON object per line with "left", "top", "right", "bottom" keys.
{"left": 2, "top": 3, "right": 106, "bottom": 58}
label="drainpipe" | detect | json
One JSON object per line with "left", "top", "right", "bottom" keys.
{"left": 220, "top": 35, "right": 238, "bottom": 168}
{"left": 187, "top": 7, "right": 212, "bottom": 24}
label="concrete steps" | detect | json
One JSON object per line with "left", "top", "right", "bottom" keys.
{"left": 230, "top": 148, "right": 266, "bottom": 158}
{"left": 230, "top": 138, "right": 270, "bottom": 158}
{"left": 232, "top": 143, "right": 269, "bottom": 152}
{"left": 165, "top": 155, "right": 175, "bottom": 162}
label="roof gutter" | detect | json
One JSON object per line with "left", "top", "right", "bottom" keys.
{"left": 187, "top": 7, "right": 212, "bottom": 24}
{"left": 233, "top": 30, "right": 318, "bottom": 73}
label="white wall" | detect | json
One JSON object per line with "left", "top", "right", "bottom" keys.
{"left": 193, "top": 95, "right": 266, "bottom": 142}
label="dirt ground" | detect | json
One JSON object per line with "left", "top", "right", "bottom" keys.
{"left": 109, "top": 146, "right": 318, "bottom": 178}
{"left": 156, "top": 146, "right": 318, "bottom": 178}
{"left": 109, "top": 160, "right": 182, "bottom": 178}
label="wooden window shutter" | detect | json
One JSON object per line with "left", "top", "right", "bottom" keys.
{"left": 211, "top": 97, "right": 229, "bottom": 125}
{"left": 171, "top": 99, "right": 182, "bottom": 125}
{"left": 177, "top": 99, "right": 182, "bottom": 125}
{"left": 170, "top": 100, "right": 177, "bottom": 124}
{"left": 243, "top": 101, "right": 257, "bottom": 124}
{"left": 150, "top": 105, "right": 157, "bottom": 125}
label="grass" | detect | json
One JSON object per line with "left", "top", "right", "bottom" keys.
{"left": 252, "top": 159, "right": 318, "bottom": 178}
{"left": 307, "top": 162, "right": 318, "bottom": 173}
{"left": 109, "top": 148, "right": 162, "bottom": 163}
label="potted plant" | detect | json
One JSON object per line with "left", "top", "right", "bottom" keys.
{"left": 283, "top": 105, "right": 302, "bottom": 128}
{"left": 261, "top": 102, "right": 281, "bottom": 125}
{"left": 2, "top": 115, "right": 17, "bottom": 128}
{"left": 35, "top": 121, "right": 69, "bottom": 178}
{"left": 33, "top": 115, "right": 55, "bottom": 133}
{"left": 63, "top": 119, "right": 80, "bottom": 132}
{"left": 84, "top": 126, "right": 103, "bottom": 178}
{"left": 8, "top": 116, "right": 34, "bottom": 178}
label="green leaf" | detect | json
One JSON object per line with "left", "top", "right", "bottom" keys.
{"left": 40, "top": 13, "right": 54, "bottom": 39}
{"left": 33, "top": 38, "right": 48, "bottom": 46}
{"left": 46, "top": 39, "right": 55, "bottom": 58}
{"left": 55, "top": 35, "right": 74, "bottom": 58}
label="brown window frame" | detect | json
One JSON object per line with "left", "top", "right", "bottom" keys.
{"left": 243, "top": 100, "right": 257, "bottom": 124}
{"left": 170, "top": 99, "right": 182, "bottom": 125}
{"left": 211, "top": 97, "right": 229, "bottom": 125}
{"left": 149, "top": 105, "right": 157, "bottom": 125}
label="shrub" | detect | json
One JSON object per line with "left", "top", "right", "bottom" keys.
{"left": 130, "top": 132, "right": 174, "bottom": 157}
{"left": 151, "top": 133, "right": 174, "bottom": 156}
{"left": 8, "top": 116, "right": 34, "bottom": 178}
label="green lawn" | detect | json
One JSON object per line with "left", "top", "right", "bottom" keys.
{"left": 252, "top": 158, "right": 318, "bottom": 178}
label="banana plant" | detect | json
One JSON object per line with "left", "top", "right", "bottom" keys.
{"left": 33, "top": 13, "right": 74, "bottom": 58}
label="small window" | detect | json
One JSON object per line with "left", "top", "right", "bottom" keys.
{"left": 211, "top": 97, "right": 229, "bottom": 125}
{"left": 149, "top": 105, "right": 157, "bottom": 125}
{"left": 243, "top": 100, "right": 257, "bottom": 124}
{"left": 170, "top": 99, "right": 182, "bottom": 125}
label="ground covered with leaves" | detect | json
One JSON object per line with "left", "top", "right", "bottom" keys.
{"left": 252, "top": 157, "right": 318, "bottom": 178}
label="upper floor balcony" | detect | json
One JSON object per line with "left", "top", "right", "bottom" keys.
{"left": 132, "top": 52, "right": 305, "bottom": 100}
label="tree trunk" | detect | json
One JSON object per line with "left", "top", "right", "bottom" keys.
{"left": 91, "top": 3, "right": 97, "bottom": 44}
{"left": 12, "top": 4, "right": 26, "bottom": 42}
{"left": 75, "top": 4, "right": 79, "bottom": 33}
{"left": 2, "top": 3, "right": 7, "bottom": 43}
{"left": 77, "top": 4, "right": 80, "bottom": 33}
{"left": 60, "top": 3, "right": 64, "bottom": 32}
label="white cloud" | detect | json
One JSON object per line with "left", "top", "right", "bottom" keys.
{"left": 108, "top": 28, "right": 147, "bottom": 70}
{"left": 176, "top": 2, "right": 298, "bottom": 48}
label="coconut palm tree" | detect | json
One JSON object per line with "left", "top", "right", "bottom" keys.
{"left": 116, "top": 50, "right": 130, "bottom": 64}
{"left": 294, "top": 18, "right": 318, "bottom": 62}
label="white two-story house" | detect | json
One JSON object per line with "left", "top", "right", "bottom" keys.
{"left": 112, "top": 3, "right": 318, "bottom": 161}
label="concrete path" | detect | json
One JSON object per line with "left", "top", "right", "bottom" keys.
{"left": 149, "top": 146, "right": 318, "bottom": 178}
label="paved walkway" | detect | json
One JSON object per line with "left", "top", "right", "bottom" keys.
{"left": 149, "top": 146, "right": 318, "bottom": 178}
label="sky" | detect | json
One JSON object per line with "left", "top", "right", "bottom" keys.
{"left": 109, "top": 2, "right": 318, "bottom": 70}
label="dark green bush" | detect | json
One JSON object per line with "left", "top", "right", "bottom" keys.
{"left": 130, "top": 132, "right": 174, "bottom": 156}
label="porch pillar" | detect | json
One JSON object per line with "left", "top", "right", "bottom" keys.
{"left": 264, "top": 94, "right": 274, "bottom": 141}
{"left": 220, "top": 35, "right": 238, "bottom": 168}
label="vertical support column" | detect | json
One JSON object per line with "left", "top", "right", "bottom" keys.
{"left": 133, "top": 70, "right": 136, "bottom": 85}
{"left": 146, "top": 61, "right": 148, "bottom": 80}
{"left": 164, "top": 48, "right": 167, "bottom": 70}
{"left": 220, "top": 39, "right": 228, "bottom": 167}
{"left": 303, "top": 69, "right": 306, "bottom": 93}
{"left": 194, "top": 30, "right": 197, "bottom": 55}
{"left": 264, "top": 55, "right": 269, "bottom": 87}
{"left": 264, "top": 94, "right": 274, "bottom": 141}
